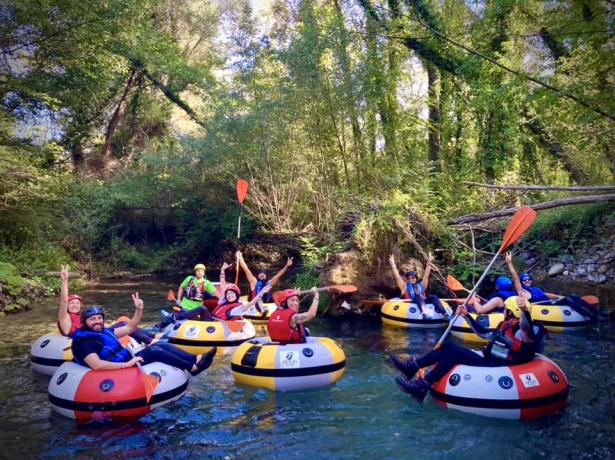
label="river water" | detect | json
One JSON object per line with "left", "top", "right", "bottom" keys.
{"left": 0, "top": 277, "right": 613, "bottom": 459}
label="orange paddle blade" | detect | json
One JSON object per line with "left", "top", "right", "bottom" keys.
{"left": 447, "top": 275, "right": 466, "bottom": 292}
{"left": 225, "top": 320, "right": 246, "bottom": 333}
{"left": 582, "top": 295, "right": 599, "bottom": 306}
{"left": 142, "top": 372, "right": 160, "bottom": 403}
{"left": 498, "top": 207, "right": 536, "bottom": 253}
{"left": 167, "top": 290, "right": 176, "bottom": 302}
{"left": 324, "top": 284, "right": 358, "bottom": 294}
{"left": 236, "top": 179, "right": 249, "bottom": 204}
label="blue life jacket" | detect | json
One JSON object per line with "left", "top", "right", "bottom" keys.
{"left": 72, "top": 328, "right": 132, "bottom": 366}
{"left": 405, "top": 282, "right": 425, "bottom": 302}
{"left": 525, "top": 286, "right": 549, "bottom": 302}
{"left": 256, "top": 279, "right": 272, "bottom": 302}
{"left": 488, "top": 289, "right": 517, "bottom": 301}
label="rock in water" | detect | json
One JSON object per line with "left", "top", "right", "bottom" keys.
{"left": 548, "top": 262, "right": 565, "bottom": 276}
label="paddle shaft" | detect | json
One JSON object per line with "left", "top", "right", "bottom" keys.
{"left": 435, "top": 251, "right": 501, "bottom": 348}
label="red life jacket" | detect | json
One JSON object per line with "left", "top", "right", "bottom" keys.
{"left": 267, "top": 308, "right": 305, "bottom": 344}
{"left": 213, "top": 302, "right": 243, "bottom": 321}
{"left": 57, "top": 312, "right": 82, "bottom": 337}
{"left": 486, "top": 318, "right": 535, "bottom": 364}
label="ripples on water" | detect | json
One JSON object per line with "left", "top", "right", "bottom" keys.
{"left": 0, "top": 279, "right": 613, "bottom": 459}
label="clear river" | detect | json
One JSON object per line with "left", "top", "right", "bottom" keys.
{"left": 0, "top": 277, "right": 613, "bottom": 459}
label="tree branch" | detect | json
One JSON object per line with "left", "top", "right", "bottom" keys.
{"left": 447, "top": 194, "right": 615, "bottom": 225}
{"left": 462, "top": 182, "right": 615, "bottom": 192}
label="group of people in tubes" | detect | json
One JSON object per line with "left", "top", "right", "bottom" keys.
{"left": 57, "top": 247, "right": 600, "bottom": 404}
{"left": 56, "top": 251, "right": 318, "bottom": 377}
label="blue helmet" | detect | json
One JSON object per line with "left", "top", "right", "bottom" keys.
{"left": 495, "top": 276, "right": 513, "bottom": 291}
{"left": 81, "top": 306, "right": 105, "bottom": 322}
{"left": 519, "top": 272, "right": 532, "bottom": 282}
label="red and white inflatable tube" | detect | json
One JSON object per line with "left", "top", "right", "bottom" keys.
{"left": 429, "top": 354, "right": 568, "bottom": 420}
{"left": 48, "top": 361, "right": 189, "bottom": 422}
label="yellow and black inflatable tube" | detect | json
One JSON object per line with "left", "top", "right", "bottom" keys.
{"left": 231, "top": 336, "right": 345, "bottom": 391}
{"left": 166, "top": 319, "right": 256, "bottom": 355}
{"left": 381, "top": 300, "right": 450, "bottom": 329}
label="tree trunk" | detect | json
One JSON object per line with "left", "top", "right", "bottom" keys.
{"left": 462, "top": 182, "right": 615, "bottom": 192}
{"left": 448, "top": 194, "right": 615, "bottom": 225}
{"left": 426, "top": 62, "right": 442, "bottom": 171}
{"left": 101, "top": 68, "right": 138, "bottom": 165}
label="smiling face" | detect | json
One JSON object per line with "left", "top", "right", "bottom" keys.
{"left": 406, "top": 274, "right": 417, "bottom": 283}
{"left": 68, "top": 298, "right": 82, "bottom": 314}
{"left": 286, "top": 295, "right": 300, "bottom": 311}
{"left": 225, "top": 290, "right": 238, "bottom": 302}
{"left": 195, "top": 268, "right": 205, "bottom": 279}
{"left": 257, "top": 272, "right": 267, "bottom": 281}
{"left": 85, "top": 314, "right": 104, "bottom": 332}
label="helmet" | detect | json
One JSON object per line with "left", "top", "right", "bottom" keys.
{"left": 225, "top": 284, "right": 241, "bottom": 296}
{"left": 519, "top": 272, "right": 532, "bottom": 282}
{"left": 67, "top": 294, "right": 82, "bottom": 303}
{"left": 194, "top": 263, "right": 206, "bottom": 271}
{"left": 504, "top": 296, "right": 531, "bottom": 318}
{"left": 276, "top": 289, "right": 301, "bottom": 306}
{"left": 81, "top": 306, "right": 105, "bottom": 322}
{"left": 495, "top": 276, "right": 513, "bottom": 291}
{"left": 405, "top": 271, "right": 418, "bottom": 278}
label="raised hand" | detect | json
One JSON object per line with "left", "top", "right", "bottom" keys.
{"left": 132, "top": 292, "right": 144, "bottom": 311}
{"left": 221, "top": 262, "right": 232, "bottom": 271}
{"left": 388, "top": 254, "right": 396, "bottom": 266}
{"left": 286, "top": 257, "right": 294, "bottom": 268}
{"left": 505, "top": 251, "right": 513, "bottom": 265}
{"left": 60, "top": 264, "right": 69, "bottom": 283}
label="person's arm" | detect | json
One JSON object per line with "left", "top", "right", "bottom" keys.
{"left": 505, "top": 252, "right": 528, "bottom": 298}
{"left": 236, "top": 250, "right": 257, "bottom": 291}
{"left": 291, "top": 287, "right": 319, "bottom": 327}
{"left": 457, "top": 304, "right": 493, "bottom": 340}
{"left": 219, "top": 262, "right": 232, "bottom": 292}
{"left": 84, "top": 353, "right": 143, "bottom": 371}
{"left": 388, "top": 254, "right": 407, "bottom": 296}
{"left": 517, "top": 298, "right": 536, "bottom": 342}
{"left": 241, "top": 285, "right": 272, "bottom": 312}
{"left": 268, "top": 257, "right": 294, "bottom": 288}
{"left": 421, "top": 253, "right": 433, "bottom": 290}
{"left": 112, "top": 293, "right": 144, "bottom": 338}
{"left": 545, "top": 292, "right": 564, "bottom": 300}
{"left": 177, "top": 277, "right": 186, "bottom": 302}
{"left": 57, "top": 264, "right": 71, "bottom": 335}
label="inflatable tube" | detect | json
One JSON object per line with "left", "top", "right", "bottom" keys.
{"left": 450, "top": 313, "right": 505, "bottom": 343}
{"left": 530, "top": 304, "right": 592, "bottom": 332}
{"left": 381, "top": 300, "right": 449, "bottom": 329}
{"left": 48, "top": 361, "right": 189, "bottom": 422}
{"left": 231, "top": 336, "right": 345, "bottom": 391}
{"left": 30, "top": 334, "right": 73, "bottom": 376}
{"left": 430, "top": 354, "right": 568, "bottom": 420}
{"left": 451, "top": 303, "right": 592, "bottom": 343}
{"left": 30, "top": 332, "right": 144, "bottom": 376}
{"left": 165, "top": 319, "right": 256, "bottom": 355}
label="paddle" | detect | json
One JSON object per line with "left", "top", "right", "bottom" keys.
{"left": 434, "top": 207, "right": 537, "bottom": 348}
{"left": 126, "top": 345, "right": 159, "bottom": 403}
{"left": 446, "top": 274, "right": 486, "bottom": 301}
{"left": 527, "top": 295, "right": 599, "bottom": 306}
{"left": 235, "top": 179, "right": 249, "bottom": 285}
{"left": 272, "top": 285, "right": 358, "bottom": 305}
{"left": 166, "top": 290, "right": 246, "bottom": 333}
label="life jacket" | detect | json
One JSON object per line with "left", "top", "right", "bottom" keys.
{"left": 488, "top": 288, "right": 517, "bottom": 301}
{"left": 267, "top": 308, "right": 305, "bottom": 344}
{"left": 71, "top": 328, "right": 132, "bottom": 366}
{"left": 404, "top": 282, "right": 425, "bottom": 302}
{"left": 525, "top": 286, "right": 549, "bottom": 302}
{"left": 184, "top": 276, "right": 206, "bottom": 301}
{"left": 58, "top": 312, "right": 82, "bottom": 337}
{"left": 256, "top": 279, "right": 272, "bottom": 302}
{"left": 213, "top": 302, "right": 243, "bottom": 321}
{"left": 484, "top": 319, "right": 537, "bottom": 364}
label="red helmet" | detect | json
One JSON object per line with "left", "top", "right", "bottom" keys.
{"left": 67, "top": 294, "right": 82, "bottom": 303}
{"left": 225, "top": 284, "right": 241, "bottom": 296}
{"left": 276, "top": 289, "right": 301, "bottom": 306}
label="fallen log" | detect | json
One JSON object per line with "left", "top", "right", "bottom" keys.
{"left": 448, "top": 194, "right": 615, "bottom": 225}
{"left": 463, "top": 182, "right": 615, "bottom": 192}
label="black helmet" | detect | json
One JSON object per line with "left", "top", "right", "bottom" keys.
{"left": 81, "top": 306, "right": 105, "bottom": 323}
